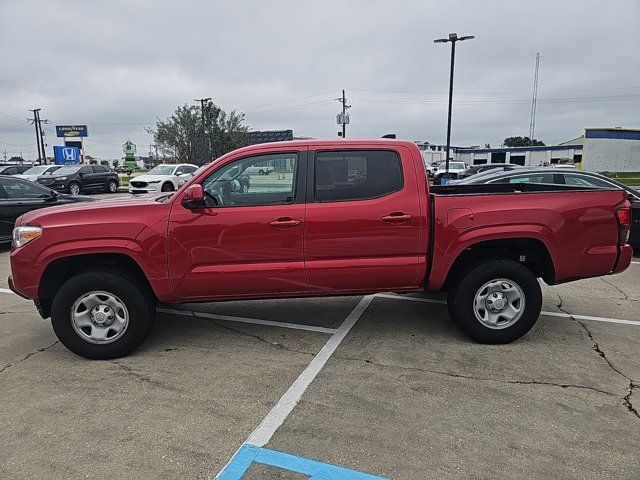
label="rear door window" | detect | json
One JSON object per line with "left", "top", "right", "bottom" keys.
{"left": 314, "top": 150, "right": 403, "bottom": 202}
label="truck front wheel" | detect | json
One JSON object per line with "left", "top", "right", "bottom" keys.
{"left": 50, "top": 269, "right": 155, "bottom": 359}
{"left": 447, "top": 260, "right": 542, "bottom": 344}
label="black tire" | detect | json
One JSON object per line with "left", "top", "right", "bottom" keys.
{"left": 161, "top": 182, "right": 174, "bottom": 192}
{"left": 50, "top": 269, "right": 156, "bottom": 359}
{"left": 107, "top": 179, "right": 118, "bottom": 193}
{"left": 68, "top": 181, "right": 81, "bottom": 195}
{"left": 446, "top": 260, "right": 542, "bottom": 344}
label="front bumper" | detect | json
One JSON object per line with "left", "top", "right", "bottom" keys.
{"left": 129, "top": 183, "right": 161, "bottom": 194}
{"left": 38, "top": 181, "right": 68, "bottom": 191}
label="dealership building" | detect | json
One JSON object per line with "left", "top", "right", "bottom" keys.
{"left": 418, "top": 127, "right": 640, "bottom": 172}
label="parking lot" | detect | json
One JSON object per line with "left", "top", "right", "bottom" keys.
{"left": 0, "top": 198, "right": 638, "bottom": 480}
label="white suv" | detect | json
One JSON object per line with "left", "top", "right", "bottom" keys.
{"left": 433, "top": 162, "right": 468, "bottom": 182}
{"left": 128, "top": 163, "right": 198, "bottom": 194}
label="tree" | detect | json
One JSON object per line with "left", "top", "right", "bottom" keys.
{"left": 113, "top": 159, "right": 119, "bottom": 168}
{"left": 503, "top": 136, "right": 545, "bottom": 147}
{"left": 9, "top": 156, "right": 24, "bottom": 163}
{"left": 151, "top": 103, "right": 249, "bottom": 165}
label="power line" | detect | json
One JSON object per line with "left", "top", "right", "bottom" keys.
{"left": 240, "top": 90, "right": 335, "bottom": 111}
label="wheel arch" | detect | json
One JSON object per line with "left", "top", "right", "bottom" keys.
{"left": 38, "top": 252, "right": 157, "bottom": 318}
{"left": 442, "top": 237, "right": 555, "bottom": 291}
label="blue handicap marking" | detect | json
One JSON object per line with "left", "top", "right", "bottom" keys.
{"left": 217, "top": 444, "right": 389, "bottom": 479}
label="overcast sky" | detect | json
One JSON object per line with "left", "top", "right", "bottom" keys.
{"left": 1, "top": 0, "right": 639, "bottom": 160}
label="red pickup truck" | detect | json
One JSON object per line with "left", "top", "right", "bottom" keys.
{"left": 9, "top": 140, "right": 633, "bottom": 359}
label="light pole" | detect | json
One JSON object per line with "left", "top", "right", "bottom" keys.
{"left": 434, "top": 33, "right": 474, "bottom": 183}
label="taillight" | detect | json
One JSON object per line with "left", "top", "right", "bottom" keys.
{"left": 615, "top": 200, "right": 631, "bottom": 244}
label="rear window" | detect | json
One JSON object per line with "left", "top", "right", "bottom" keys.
{"left": 315, "top": 150, "right": 403, "bottom": 202}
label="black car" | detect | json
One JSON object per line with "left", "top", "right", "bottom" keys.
{"left": 0, "top": 165, "right": 33, "bottom": 175}
{"left": 37, "top": 164, "right": 119, "bottom": 195}
{"left": 457, "top": 167, "right": 640, "bottom": 248}
{"left": 455, "top": 163, "right": 524, "bottom": 180}
{"left": 0, "top": 176, "right": 95, "bottom": 243}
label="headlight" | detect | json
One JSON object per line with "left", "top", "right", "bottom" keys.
{"left": 147, "top": 180, "right": 161, "bottom": 184}
{"left": 58, "top": 176, "right": 68, "bottom": 180}
{"left": 13, "top": 226, "right": 43, "bottom": 248}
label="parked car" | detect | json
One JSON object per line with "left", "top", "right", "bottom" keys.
{"left": 115, "top": 166, "right": 133, "bottom": 175}
{"left": 0, "top": 176, "right": 95, "bottom": 243}
{"left": 433, "top": 161, "right": 468, "bottom": 182}
{"left": 455, "top": 163, "right": 524, "bottom": 181}
{"left": 9, "top": 140, "right": 632, "bottom": 359}
{"left": 456, "top": 167, "right": 640, "bottom": 248}
{"left": 128, "top": 163, "right": 198, "bottom": 194}
{"left": 15, "top": 165, "right": 61, "bottom": 182}
{"left": 424, "top": 161, "right": 440, "bottom": 178}
{"left": 244, "top": 164, "right": 274, "bottom": 175}
{"left": 0, "top": 165, "right": 33, "bottom": 175}
{"left": 36, "top": 164, "right": 120, "bottom": 195}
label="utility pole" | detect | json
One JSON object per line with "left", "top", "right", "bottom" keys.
{"left": 36, "top": 111, "right": 50, "bottom": 165}
{"left": 335, "top": 90, "right": 351, "bottom": 138}
{"left": 529, "top": 52, "right": 541, "bottom": 141}
{"left": 194, "top": 97, "right": 211, "bottom": 163}
{"left": 434, "top": 33, "right": 475, "bottom": 182}
{"left": 29, "top": 109, "right": 43, "bottom": 163}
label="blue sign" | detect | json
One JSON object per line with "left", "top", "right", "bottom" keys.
{"left": 56, "top": 125, "right": 88, "bottom": 137}
{"left": 53, "top": 146, "right": 80, "bottom": 165}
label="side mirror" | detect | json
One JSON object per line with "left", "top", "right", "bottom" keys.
{"left": 181, "top": 184, "right": 206, "bottom": 209}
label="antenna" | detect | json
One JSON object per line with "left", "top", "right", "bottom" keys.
{"left": 528, "top": 52, "right": 541, "bottom": 140}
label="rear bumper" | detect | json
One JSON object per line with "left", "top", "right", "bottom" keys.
{"left": 612, "top": 244, "right": 633, "bottom": 274}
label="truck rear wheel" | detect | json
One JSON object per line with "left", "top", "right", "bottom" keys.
{"left": 447, "top": 260, "right": 542, "bottom": 344}
{"left": 50, "top": 269, "right": 155, "bottom": 359}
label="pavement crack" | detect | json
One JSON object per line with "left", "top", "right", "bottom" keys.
{"left": 599, "top": 277, "right": 629, "bottom": 300}
{"left": 623, "top": 382, "right": 639, "bottom": 418}
{"left": 110, "top": 361, "right": 181, "bottom": 392}
{"left": 204, "top": 319, "right": 314, "bottom": 357}
{"left": 0, "top": 341, "right": 59, "bottom": 374}
{"left": 556, "top": 292, "right": 639, "bottom": 419}
{"left": 332, "top": 354, "right": 616, "bottom": 396}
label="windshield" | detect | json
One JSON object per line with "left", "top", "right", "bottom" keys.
{"left": 147, "top": 165, "right": 176, "bottom": 175}
{"left": 22, "top": 166, "right": 49, "bottom": 175}
{"left": 54, "top": 166, "right": 81, "bottom": 175}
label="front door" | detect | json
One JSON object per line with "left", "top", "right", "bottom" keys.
{"left": 168, "top": 149, "right": 307, "bottom": 299}
{"left": 304, "top": 146, "right": 424, "bottom": 292}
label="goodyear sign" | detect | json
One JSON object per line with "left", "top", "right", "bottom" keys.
{"left": 56, "top": 125, "right": 88, "bottom": 137}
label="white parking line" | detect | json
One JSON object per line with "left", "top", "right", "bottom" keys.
{"left": 246, "top": 294, "right": 374, "bottom": 446}
{"left": 377, "top": 293, "right": 640, "bottom": 327}
{"left": 0, "top": 288, "right": 14, "bottom": 294}
{"left": 215, "top": 295, "right": 375, "bottom": 478}
{"left": 156, "top": 307, "right": 338, "bottom": 334}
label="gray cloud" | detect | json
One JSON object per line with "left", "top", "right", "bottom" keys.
{"left": 1, "top": 0, "right": 638, "bottom": 159}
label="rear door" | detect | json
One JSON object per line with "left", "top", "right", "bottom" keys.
{"left": 304, "top": 146, "right": 423, "bottom": 292}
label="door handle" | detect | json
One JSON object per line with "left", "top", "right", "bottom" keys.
{"left": 380, "top": 212, "right": 413, "bottom": 224}
{"left": 268, "top": 217, "right": 301, "bottom": 229}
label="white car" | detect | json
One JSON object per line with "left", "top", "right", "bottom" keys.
{"left": 15, "top": 165, "right": 62, "bottom": 182}
{"left": 433, "top": 161, "right": 468, "bottom": 182}
{"left": 128, "top": 163, "right": 198, "bottom": 194}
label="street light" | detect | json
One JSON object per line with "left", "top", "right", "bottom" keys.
{"left": 434, "top": 32, "right": 474, "bottom": 183}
